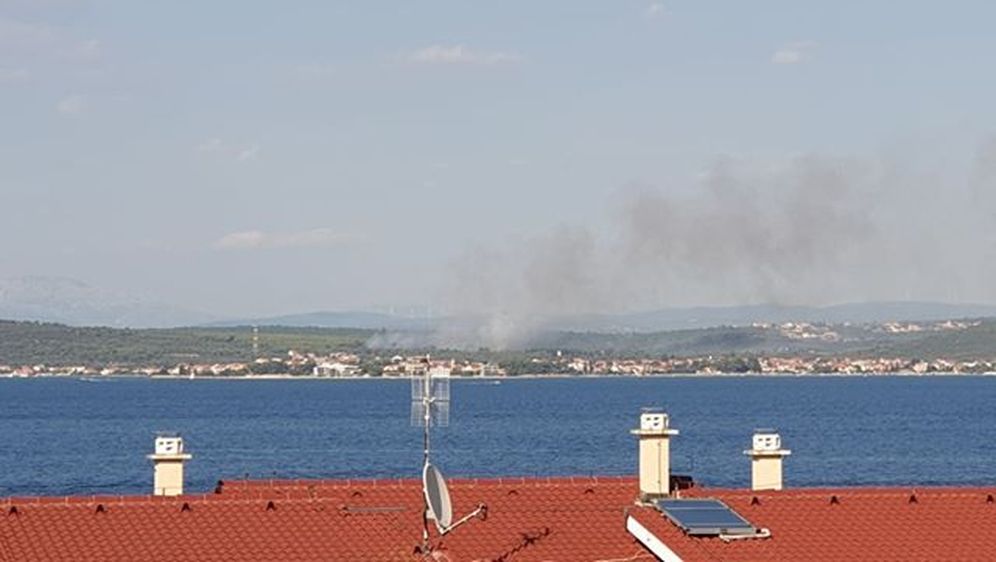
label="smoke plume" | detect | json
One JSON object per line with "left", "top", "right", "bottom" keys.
{"left": 375, "top": 138, "right": 996, "bottom": 350}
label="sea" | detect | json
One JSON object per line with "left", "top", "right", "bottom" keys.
{"left": 1, "top": 376, "right": 995, "bottom": 497}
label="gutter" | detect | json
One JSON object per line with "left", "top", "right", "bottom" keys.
{"left": 626, "top": 514, "right": 684, "bottom": 562}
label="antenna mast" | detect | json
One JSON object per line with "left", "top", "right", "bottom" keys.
{"left": 410, "top": 356, "right": 483, "bottom": 555}
{"left": 412, "top": 356, "right": 449, "bottom": 463}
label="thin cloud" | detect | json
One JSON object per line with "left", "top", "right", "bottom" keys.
{"left": 0, "top": 17, "right": 58, "bottom": 48}
{"left": 196, "top": 138, "right": 224, "bottom": 153}
{"left": 293, "top": 62, "right": 336, "bottom": 78}
{"left": 645, "top": 3, "right": 667, "bottom": 18}
{"left": 0, "top": 17, "right": 100, "bottom": 62}
{"left": 60, "top": 37, "right": 100, "bottom": 62}
{"left": 196, "top": 138, "right": 260, "bottom": 162}
{"left": 237, "top": 144, "right": 260, "bottom": 162}
{"left": 408, "top": 44, "right": 521, "bottom": 66}
{"left": 55, "top": 93, "right": 85, "bottom": 115}
{"left": 772, "top": 41, "right": 817, "bottom": 65}
{"left": 0, "top": 67, "right": 28, "bottom": 83}
{"left": 214, "top": 228, "right": 348, "bottom": 251}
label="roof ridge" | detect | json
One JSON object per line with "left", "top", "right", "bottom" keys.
{"left": 8, "top": 482, "right": 991, "bottom": 505}
{"left": 0, "top": 495, "right": 364, "bottom": 510}
{"left": 691, "top": 485, "right": 996, "bottom": 496}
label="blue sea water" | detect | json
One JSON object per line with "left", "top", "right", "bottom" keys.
{"left": 1, "top": 376, "right": 995, "bottom": 497}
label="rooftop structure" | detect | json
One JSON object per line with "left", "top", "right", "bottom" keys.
{"left": 631, "top": 409, "right": 679, "bottom": 501}
{"left": 745, "top": 430, "right": 791, "bottom": 491}
{"left": 146, "top": 434, "right": 192, "bottom": 497}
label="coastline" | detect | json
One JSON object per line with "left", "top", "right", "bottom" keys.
{"left": 4, "top": 371, "right": 996, "bottom": 381}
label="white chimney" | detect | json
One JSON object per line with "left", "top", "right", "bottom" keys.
{"left": 744, "top": 430, "right": 790, "bottom": 491}
{"left": 147, "top": 434, "right": 192, "bottom": 496}
{"left": 631, "top": 410, "right": 679, "bottom": 501}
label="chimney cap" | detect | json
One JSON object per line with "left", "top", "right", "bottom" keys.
{"left": 149, "top": 434, "right": 192, "bottom": 459}
{"left": 746, "top": 431, "right": 790, "bottom": 456}
{"left": 632, "top": 410, "right": 679, "bottom": 436}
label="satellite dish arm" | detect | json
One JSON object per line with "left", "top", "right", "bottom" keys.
{"left": 437, "top": 503, "right": 487, "bottom": 535}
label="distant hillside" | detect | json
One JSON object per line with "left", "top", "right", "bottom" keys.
{"left": 874, "top": 321, "right": 996, "bottom": 360}
{"left": 548, "top": 302, "right": 996, "bottom": 333}
{"left": 2, "top": 318, "right": 995, "bottom": 368}
{"left": 523, "top": 322, "right": 996, "bottom": 360}
{"left": 206, "top": 301, "right": 996, "bottom": 334}
{"left": 0, "top": 321, "right": 372, "bottom": 367}
{"left": 206, "top": 311, "right": 434, "bottom": 330}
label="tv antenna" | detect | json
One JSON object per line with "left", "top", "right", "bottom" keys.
{"left": 410, "top": 356, "right": 485, "bottom": 554}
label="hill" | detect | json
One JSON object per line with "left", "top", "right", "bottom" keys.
{"left": 228, "top": 302, "right": 996, "bottom": 333}
{"left": 0, "top": 321, "right": 372, "bottom": 367}
{"left": 2, "top": 317, "right": 996, "bottom": 369}
{"left": 205, "top": 311, "right": 433, "bottom": 330}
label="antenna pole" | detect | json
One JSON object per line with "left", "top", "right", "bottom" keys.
{"left": 423, "top": 360, "right": 431, "bottom": 467}
{"left": 421, "top": 356, "right": 432, "bottom": 552}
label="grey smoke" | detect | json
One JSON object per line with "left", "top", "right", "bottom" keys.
{"left": 377, "top": 139, "right": 996, "bottom": 350}
{"left": 616, "top": 154, "right": 878, "bottom": 307}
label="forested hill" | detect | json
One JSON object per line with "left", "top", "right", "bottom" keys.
{"left": 2, "top": 318, "right": 996, "bottom": 368}
{"left": 0, "top": 321, "right": 371, "bottom": 367}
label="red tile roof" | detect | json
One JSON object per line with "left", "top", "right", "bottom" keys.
{"left": 3, "top": 478, "right": 996, "bottom": 561}
{"left": 629, "top": 486, "right": 996, "bottom": 562}
{"left": 0, "top": 476, "right": 650, "bottom": 561}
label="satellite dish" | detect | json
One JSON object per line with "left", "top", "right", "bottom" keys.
{"left": 423, "top": 463, "right": 453, "bottom": 531}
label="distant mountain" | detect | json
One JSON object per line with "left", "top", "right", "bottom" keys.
{"left": 0, "top": 276, "right": 216, "bottom": 328}
{"left": 205, "top": 310, "right": 436, "bottom": 330}
{"left": 217, "top": 301, "right": 996, "bottom": 334}
{"left": 813, "top": 302, "right": 996, "bottom": 324}
{"left": 555, "top": 302, "right": 996, "bottom": 333}
{"left": 4, "top": 277, "right": 995, "bottom": 334}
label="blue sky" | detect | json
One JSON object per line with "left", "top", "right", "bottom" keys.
{"left": 2, "top": 1, "right": 995, "bottom": 319}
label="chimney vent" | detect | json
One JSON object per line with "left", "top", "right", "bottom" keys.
{"left": 147, "top": 433, "right": 192, "bottom": 496}
{"left": 745, "top": 430, "right": 790, "bottom": 491}
{"left": 631, "top": 409, "right": 679, "bottom": 502}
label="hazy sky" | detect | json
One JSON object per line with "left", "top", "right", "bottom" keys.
{"left": 2, "top": 1, "right": 996, "bottom": 318}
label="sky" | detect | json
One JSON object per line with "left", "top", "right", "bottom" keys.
{"left": 2, "top": 0, "right": 996, "bottom": 320}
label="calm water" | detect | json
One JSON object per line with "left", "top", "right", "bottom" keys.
{"left": 1, "top": 376, "right": 995, "bottom": 496}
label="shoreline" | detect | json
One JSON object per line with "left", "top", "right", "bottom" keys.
{"left": 3, "top": 371, "right": 996, "bottom": 381}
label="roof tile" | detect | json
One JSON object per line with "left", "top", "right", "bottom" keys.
{"left": 630, "top": 486, "right": 996, "bottom": 561}
{"left": 5, "top": 479, "right": 996, "bottom": 560}
{"left": 1, "top": 477, "right": 643, "bottom": 561}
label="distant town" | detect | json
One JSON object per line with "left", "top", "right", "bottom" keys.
{"left": 4, "top": 349, "right": 996, "bottom": 379}
{"left": 2, "top": 318, "right": 996, "bottom": 378}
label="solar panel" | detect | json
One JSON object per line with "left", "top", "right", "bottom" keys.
{"left": 656, "top": 498, "right": 756, "bottom": 536}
